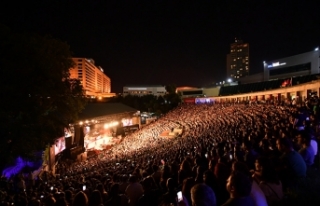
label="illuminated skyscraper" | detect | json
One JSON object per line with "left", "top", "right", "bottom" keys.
{"left": 70, "top": 58, "right": 114, "bottom": 98}
{"left": 226, "top": 38, "right": 249, "bottom": 80}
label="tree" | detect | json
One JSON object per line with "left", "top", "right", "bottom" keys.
{"left": 0, "top": 25, "right": 86, "bottom": 164}
{"left": 165, "top": 84, "right": 177, "bottom": 94}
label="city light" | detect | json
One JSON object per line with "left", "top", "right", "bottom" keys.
{"left": 315, "top": 47, "right": 319, "bottom": 51}
{"left": 227, "top": 78, "right": 232, "bottom": 83}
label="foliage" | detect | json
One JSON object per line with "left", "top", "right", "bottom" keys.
{"left": 0, "top": 25, "right": 86, "bottom": 165}
{"left": 110, "top": 86, "right": 181, "bottom": 114}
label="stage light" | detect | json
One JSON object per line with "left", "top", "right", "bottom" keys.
{"left": 104, "top": 123, "right": 109, "bottom": 129}
{"left": 79, "top": 121, "right": 83, "bottom": 125}
{"left": 85, "top": 120, "right": 89, "bottom": 124}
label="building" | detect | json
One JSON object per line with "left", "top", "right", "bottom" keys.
{"left": 226, "top": 38, "right": 250, "bottom": 80}
{"left": 70, "top": 58, "right": 115, "bottom": 98}
{"left": 263, "top": 48, "right": 320, "bottom": 81}
{"left": 123, "top": 85, "right": 166, "bottom": 96}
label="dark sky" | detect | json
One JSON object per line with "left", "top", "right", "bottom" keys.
{"left": 1, "top": 0, "right": 319, "bottom": 92}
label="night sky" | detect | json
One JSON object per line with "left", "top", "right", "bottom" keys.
{"left": 1, "top": 0, "right": 319, "bottom": 93}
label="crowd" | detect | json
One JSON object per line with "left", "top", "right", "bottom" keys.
{"left": 1, "top": 100, "right": 319, "bottom": 206}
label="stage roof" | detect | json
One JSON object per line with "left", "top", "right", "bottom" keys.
{"left": 78, "top": 103, "right": 138, "bottom": 120}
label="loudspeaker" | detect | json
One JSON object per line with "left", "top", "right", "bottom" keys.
{"left": 116, "top": 127, "right": 125, "bottom": 137}
{"left": 79, "top": 126, "right": 85, "bottom": 147}
{"left": 65, "top": 136, "right": 72, "bottom": 149}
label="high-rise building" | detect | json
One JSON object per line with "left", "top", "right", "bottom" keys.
{"left": 70, "top": 58, "right": 114, "bottom": 98}
{"left": 226, "top": 38, "right": 249, "bottom": 80}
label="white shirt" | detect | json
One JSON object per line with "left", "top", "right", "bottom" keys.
{"left": 311, "top": 139, "right": 318, "bottom": 155}
{"left": 250, "top": 180, "right": 268, "bottom": 206}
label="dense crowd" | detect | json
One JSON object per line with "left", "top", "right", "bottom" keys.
{"left": 1, "top": 100, "right": 319, "bottom": 206}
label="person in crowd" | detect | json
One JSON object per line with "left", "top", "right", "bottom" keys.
{"left": 232, "top": 161, "right": 268, "bottom": 206}
{"left": 89, "top": 190, "right": 103, "bottom": 206}
{"left": 222, "top": 171, "right": 255, "bottom": 206}
{"left": 96, "top": 183, "right": 109, "bottom": 205}
{"left": 106, "top": 183, "right": 128, "bottom": 206}
{"left": 178, "top": 160, "right": 193, "bottom": 187}
{"left": 137, "top": 176, "right": 160, "bottom": 206}
{"left": 181, "top": 177, "right": 195, "bottom": 206}
{"left": 160, "top": 178, "right": 178, "bottom": 206}
{"left": 243, "top": 141, "right": 259, "bottom": 170}
{"left": 64, "top": 190, "right": 74, "bottom": 206}
{"left": 190, "top": 183, "right": 216, "bottom": 206}
{"left": 297, "top": 131, "right": 315, "bottom": 167}
{"left": 73, "top": 191, "right": 88, "bottom": 206}
{"left": 276, "top": 137, "right": 307, "bottom": 188}
{"left": 151, "top": 165, "right": 162, "bottom": 186}
{"left": 254, "top": 157, "right": 284, "bottom": 206}
{"left": 125, "top": 175, "right": 143, "bottom": 206}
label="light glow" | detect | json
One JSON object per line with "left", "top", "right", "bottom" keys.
{"left": 267, "top": 62, "right": 286, "bottom": 68}
{"left": 128, "top": 87, "right": 147, "bottom": 90}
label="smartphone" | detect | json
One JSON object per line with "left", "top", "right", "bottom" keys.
{"left": 177, "top": 191, "right": 183, "bottom": 202}
{"left": 83, "top": 185, "right": 86, "bottom": 191}
{"left": 205, "top": 154, "right": 208, "bottom": 158}
{"left": 229, "top": 154, "right": 233, "bottom": 160}
{"left": 50, "top": 186, "right": 53, "bottom": 190}
{"left": 40, "top": 195, "right": 44, "bottom": 199}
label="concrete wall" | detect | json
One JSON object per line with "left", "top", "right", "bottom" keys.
{"left": 264, "top": 50, "right": 320, "bottom": 81}
{"left": 211, "top": 80, "right": 320, "bottom": 103}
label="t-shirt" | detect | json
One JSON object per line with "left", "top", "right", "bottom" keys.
{"left": 222, "top": 196, "right": 255, "bottom": 206}
{"left": 259, "top": 181, "right": 284, "bottom": 206}
{"left": 311, "top": 139, "right": 318, "bottom": 155}
{"left": 250, "top": 180, "right": 268, "bottom": 206}
{"left": 299, "top": 146, "right": 315, "bottom": 166}
{"left": 281, "top": 150, "right": 306, "bottom": 178}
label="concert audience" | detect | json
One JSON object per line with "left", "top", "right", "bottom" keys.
{"left": 1, "top": 102, "right": 319, "bottom": 206}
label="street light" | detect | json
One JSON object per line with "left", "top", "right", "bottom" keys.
{"left": 227, "top": 78, "right": 232, "bottom": 83}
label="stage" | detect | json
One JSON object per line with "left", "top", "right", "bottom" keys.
{"left": 160, "top": 128, "right": 183, "bottom": 138}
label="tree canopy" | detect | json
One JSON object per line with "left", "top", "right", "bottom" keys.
{"left": 0, "top": 25, "right": 86, "bottom": 164}
{"left": 109, "top": 86, "right": 181, "bottom": 115}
